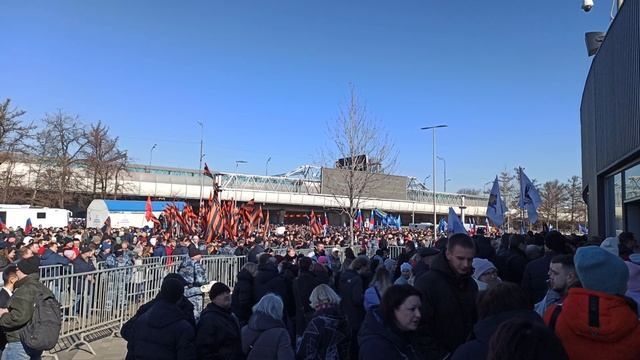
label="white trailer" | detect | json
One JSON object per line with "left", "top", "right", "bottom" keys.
{"left": 0, "top": 205, "right": 72, "bottom": 229}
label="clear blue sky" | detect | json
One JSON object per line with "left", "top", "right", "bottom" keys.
{"left": 1, "top": 1, "right": 613, "bottom": 192}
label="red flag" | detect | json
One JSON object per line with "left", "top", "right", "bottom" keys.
{"left": 145, "top": 196, "right": 153, "bottom": 221}
{"left": 309, "top": 210, "right": 322, "bottom": 236}
{"left": 24, "top": 218, "right": 33, "bottom": 235}
{"left": 0, "top": 218, "right": 5, "bottom": 232}
{"left": 262, "top": 210, "right": 270, "bottom": 239}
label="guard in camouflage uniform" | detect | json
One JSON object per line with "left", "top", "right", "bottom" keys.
{"left": 105, "top": 244, "right": 135, "bottom": 311}
{"left": 178, "top": 244, "right": 207, "bottom": 322}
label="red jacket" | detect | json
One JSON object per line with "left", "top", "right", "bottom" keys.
{"left": 544, "top": 288, "right": 640, "bottom": 360}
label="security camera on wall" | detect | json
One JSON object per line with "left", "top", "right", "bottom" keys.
{"left": 582, "top": 0, "right": 594, "bottom": 12}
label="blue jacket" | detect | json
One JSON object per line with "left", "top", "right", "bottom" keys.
{"left": 40, "top": 248, "right": 70, "bottom": 266}
{"left": 153, "top": 245, "right": 167, "bottom": 258}
{"left": 72, "top": 257, "right": 95, "bottom": 274}
{"left": 364, "top": 285, "right": 382, "bottom": 311}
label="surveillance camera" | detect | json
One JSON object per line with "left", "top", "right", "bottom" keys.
{"left": 582, "top": 0, "right": 594, "bottom": 12}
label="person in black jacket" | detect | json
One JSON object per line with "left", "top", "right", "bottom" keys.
{"left": 253, "top": 254, "right": 287, "bottom": 304}
{"left": 495, "top": 234, "right": 528, "bottom": 284}
{"left": 247, "top": 238, "right": 265, "bottom": 264}
{"left": 451, "top": 282, "right": 543, "bottom": 360}
{"left": 521, "top": 231, "right": 568, "bottom": 305}
{"left": 0, "top": 265, "right": 17, "bottom": 352}
{"left": 122, "top": 273, "right": 195, "bottom": 360}
{"left": 358, "top": 284, "right": 422, "bottom": 360}
{"left": 414, "top": 234, "right": 478, "bottom": 359}
{"left": 293, "top": 257, "right": 321, "bottom": 336}
{"left": 131, "top": 276, "right": 196, "bottom": 360}
{"left": 196, "top": 282, "right": 243, "bottom": 360}
{"left": 338, "top": 256, "right": 369, "bottom": 359}
{"left": 231, "top": 262, "right": 258, "bottom": 327}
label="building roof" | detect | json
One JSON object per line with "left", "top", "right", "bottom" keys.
{"left": 102, "top": 200, "right": 186, "bottom": 212}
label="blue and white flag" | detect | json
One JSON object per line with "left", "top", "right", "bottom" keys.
{"left": 578, "top": 224, "right": 589, "bottom": 235}
{"left": 438, "top": 217, "right": 448, "bottom": 234}
{"left": 518, "top": 168, "right": 542, "bottom": 224}
{"left": 486, "top": 176, "right": 508, "bottom": 227}
{"left": 447, "top": 207, "right": 467, "bottom": 235}
{"left": 396, "top": 214, "right": 402, "bottom": 229}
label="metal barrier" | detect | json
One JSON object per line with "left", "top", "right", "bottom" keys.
{"left": 38, "top": 255, "right": 247, "bottom": 357}
{"left": 387, "top": 246, "right": 403, "bottom": 259}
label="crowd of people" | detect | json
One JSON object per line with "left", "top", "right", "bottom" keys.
{"left": 0, "top": 223, "right": 638, "bottom": 359}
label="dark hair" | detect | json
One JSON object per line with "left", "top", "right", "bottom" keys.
{"left": 619, "top": 232, "right": 635, "bottom": 244}
{"left": 258, "top": 253, "right": 271, "bottom": 266}
{"left": 447, "top": 234, "right": 476, "bottom": 253}
{"left": 2, "top": 264, "right": 17, "bottom": 283}
{"left": 508, "top": 234, "right": 525, "bottom": 250}
{"left": 477, "top": 282, "right": 531, "bottom": 319}
{"left": 488, "top": 318, "right": 568, "bottom": 360}
{"left": 550, "top": 254, "right": 574, "bottom": 270}
{"left": 379, "top": 284, "right": 422, "bottom": 325}
{"left": 545, "top": 231, "right": 567, "bottom": 254}
{"left": 298, "top": 256, "right": 312, "bottom": 272}
{"left": 350, "top": 256, "right": 369, "bottom": 271}
{"left": 344, "top": 247, "right": 356, "bottom": 260}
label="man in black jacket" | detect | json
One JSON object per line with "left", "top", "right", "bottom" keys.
{"left": 521, "top": 231, "right": 568, "bottom": 305}
{"left": 253, "top": 253, "right": 287, "bottom": 304}
{"left": 247, "top": 238, "right": 265, "bottom": 264}
{"left": 196, "top": 282, "right": 243, "bottom": 360}
{"left": 414, "top": 233, "right": 478, "bottom": 359}
{"left": 338, "top": 256, "right": 370, "bottom": 359}
{"left": 293, "top": 257, "right": 321, "bottom": 336}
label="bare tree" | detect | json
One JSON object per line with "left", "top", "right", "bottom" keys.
{"left": 0, "top": 99, "right": 35, "bottom": 202}
{"left": 81, "top": 121, "right": 128, "bottom": 198}
{"left": 37, "top": 110, "right": 88, "bottom": 208}
{"left": 498, "top": 170, "right": 516, "bottom": 231}
{"left": 565, "top": 175, "right": 587, "bottom": 230}
{"left": 324, "top": 86, "right": 396, "bottom": 245}
{"left": 539, "top": 180, "right": 568, "bottom": 229}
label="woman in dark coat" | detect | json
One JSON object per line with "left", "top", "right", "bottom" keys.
{"left": 241, "top": 293, "right": 294, "bottom": 360}
{"left": 297, "top": 284, "right": 350, "bottom": 360}
{"left": 232, "top": 262, "right": 258, "bottom": 326}
{"left": 196, "top": 283, "right": 244, "bottom": 360}
{"left": 358, "top": 285, "right": 422, "bottom": 360}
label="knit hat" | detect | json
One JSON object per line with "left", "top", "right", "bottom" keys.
{"left": 400, "top": 262, "right": 412, "bottom": 272}
{"left": 101, "top": 242, "right": 112, "bottom": 252}
{"left": 208, "top": 282, "right": 230, "bottom": 301}
{"left": 384, "top": 259, "right": 396, "bottom": 274}
{"left": 317, "top": 256, "right": 328, "bottom": 265}
{"left": 17, "top": 256, "right": 40, "bottom": 275}
{"left": 80, "top": 246, "right": 94, "bottom": 254}
{"left": 332, "top": 247, "right": 341, "bottom": 254}
{"left": 157, "top": 277, "right": 184, "bottom": 304}
{"left": 545, "top": 231, "right": 567, "bottom": 253}
{"left": 600, "top": 237, "right": 620, "bottom": 257}
{"left": 472, "top": 258, "right": 497, "bottom": 281}
{"left": 574, "top": 246, "right": 629, "bottom": 295}
{"left": 626, "top": 261, "right": 640, "bottom": 292}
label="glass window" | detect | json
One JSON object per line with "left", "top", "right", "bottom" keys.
{"left": 37, "top": 212, "right": 46, "bottom": 219}
{"left": 605, "top": 173, "right": 624, "bottom": 236}
{"left": 625, "top": 163, "right": 640, "bottom": 201}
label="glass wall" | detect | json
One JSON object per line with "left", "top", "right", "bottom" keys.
{"left": 605, "top": 173, "right": 624, "bottom": 236}
{"left": 625, "top": 163, "right": 640, "bottom": 201}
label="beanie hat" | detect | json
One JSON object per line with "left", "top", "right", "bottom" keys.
{"left": 545, "top": 231, "right": 567, "bottom": 253}
{"left": 472, "top": 258, "right": 497, "bottom": 281}
{"left": 384, "top": 259, "right": 396, "bottom": 274}
{"left": 626, "top": 261, "right": 640, "bottom": 292}
{"left": 17, "top": 256, "right": 40, "bottom": 275}
{"left": 158, "top": 278, "right": 184, "bottom": 304}
{"left": 575, "top": 246, "right": 629, "bottom": 295}
{"left": 600, "top": 237, "right": 620, "bottom": 257}
{"left": 630, "top": 253, "right": 640, "bottom": 265}
{"left": 208, "top": 282, "right": 230, "bottom": 301}
{"left": 400, "top": 262, "right": 412, "bottom": 272}
{"left": 101, "top": 242, "right": 112, "bottom": 252}
{"left": 80, "top": 246, "right": 94, "bottom": 254}
{"left": 317, "top": 256, "right": 328, "bottom": 265}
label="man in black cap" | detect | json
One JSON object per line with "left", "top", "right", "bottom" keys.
{"left": 195, "top": 282, "right": 243, "bottom": 359}
{"left": 413, "top": 247, "right": 441, "bottom": 279}
{"left": 0, "top": 256, "right": 53, "bottom": 359}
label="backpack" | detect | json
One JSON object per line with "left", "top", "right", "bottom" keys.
{"left": 19, "top": 288, "right": 62, "bottom": 351}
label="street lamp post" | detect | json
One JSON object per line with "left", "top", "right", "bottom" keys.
{"left": 421, "top": 125, "right": 448, "bottom": 239}
{"left": 235, "top": 160, "right": 247, "bottom": 172}
{"left": 197, "top": 121, "right": 204, "bottom": 206}
{"left": 437, "top": 156, "right": 448, "bottom": 193}
{"left": 149, "top": 144, "right": 157, "bottom": 168}
{"left": 265, "top": 156, "right": 271, "bottom": 176}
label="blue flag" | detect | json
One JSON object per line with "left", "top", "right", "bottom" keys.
{"left": 518, "top": 168, "right": 542, "bottom": 224}
{"left": 438, "top": 218, "right": 447, "bottom": 234}
{"left": 447, "top": 207, "right": 467, "bottom": 235}
{"left": 396, "top": 214, "right": 402, "bottom": 229}
{"left": 486, "top": 176, "right": 507, "bottom": 227}
{"left": 578, "top": 224, "right": 589, "bottom": 234}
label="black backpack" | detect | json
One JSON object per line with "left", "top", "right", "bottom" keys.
{"left": 20, "top": 288, "right": 62, "bottom": 351}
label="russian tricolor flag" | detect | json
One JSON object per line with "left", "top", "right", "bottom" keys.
{"left": 25, "top": 218, "right": 33, "bottom": 235}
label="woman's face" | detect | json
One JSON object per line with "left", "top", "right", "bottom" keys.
{"left": 394, "top": 295, "right": 422, "bottom": 331}
{"left": 8, "top": 250, "right": 15, "bottom": 260}
{"left": 479, "top": 268, "right": 499, "bottom": 284}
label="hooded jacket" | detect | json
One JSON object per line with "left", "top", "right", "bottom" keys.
{"left": 358, "top": 309, "right": 420, "bottom": 360}
{"left": 293, "top": 270, "right": 322, "bottom": 335}
{"left": 132, "top": 299, "right": 197, "bottom": 360}
{"left": 544, "top": 288, "right": 640, "bottom": 360}
{"left": 241, "top": 311, "right": 294, "bottom": 360}
{"left": 413, "top": 252, "right": 478, "bottom": 358}
{"left": 0, "top": 273, "right": 52, "bottom": 343}
{"left": 296, "top": 306, "right": 350, "bottom": 360}
{"left": 196, "top": 303, "right": 243, "bottom": 360}
{"left": 338, "top": 269, "right": 366, "bottom": 333}
{"left": 451, "top": 310, "right": 542, "bottom": 360}
{"left": 231, "top": 268, "right": 255, "bottom": 326}
{"left": 254, "top": 263, "right": 287, "bottom": 305}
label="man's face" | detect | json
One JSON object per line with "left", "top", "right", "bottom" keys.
{"left": 548, "top": 263, "right": 574, "bottom": 292}
{"left": 212, "top": 291, "right": 232, "bottom": 309}
{"left": 446, "top": 245, "right": 475, "bottom": 276}
{"left": 317, "top": 244, "right": 324, "bottom": 252}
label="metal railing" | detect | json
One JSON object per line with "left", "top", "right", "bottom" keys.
{"left": 37, "top": 255, "right": 247, "bottom": 357}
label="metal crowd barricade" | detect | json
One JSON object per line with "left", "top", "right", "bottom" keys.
{"left": 387, "top": 246, "right": 403, "bottom": 259}
{"left": 39, "top": 255, "right": 247, "bottom": 357}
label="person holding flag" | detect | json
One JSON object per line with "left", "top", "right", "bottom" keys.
{"left": 518, "top": 168, "right": 542, "bottom": 225}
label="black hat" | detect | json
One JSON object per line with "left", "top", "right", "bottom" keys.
{"left": 209, "top": 282, "right": 230, "bottom": 301}
{"left": 417, "top": 247, "right": 440, "bottom": 257}
{"left": 164, "top": 273, "right": 188, "bottom": 287}
{"left": 188, "top": 244, "right": 201, "bottom": 258}
{"left": 80, "top": 246, "right": 94, "bottom": 254}
{"left": 545, "top": 231, "right": 567, "bottom": 254}
{"left": 158, "top": 277, "right": 184, "bottom": 304}
{"left": 17, "top": 256, "right": 40, "bottom": 275}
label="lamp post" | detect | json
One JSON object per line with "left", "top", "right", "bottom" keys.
{"left": 421, "top": 125, "right": 448, "bottom": 238}
{"left": 149, "top": 144, "right": 157, "bottom": 167}
{"left": 265, "top": 156, "right": 271, "bottom": 176}
{"left": 437, "top": 156, "right": 449, "bottom": 192}
{"left": 235, "top": 160, "right": 247, "bottom": 172}
{"left": 197, "top": 121, "right": 204, "bottom": 206}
